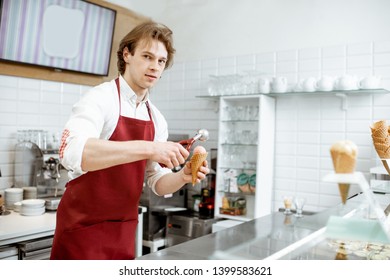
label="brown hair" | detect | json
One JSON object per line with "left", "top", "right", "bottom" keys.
{"left": 117, "top": 21, "right": 175, "bottom": 75}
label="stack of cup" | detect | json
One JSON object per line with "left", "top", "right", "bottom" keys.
{"left": 23, "top": 187, "right": 37, "bottom": 199}
{"left": 4, "top": 188, "right": 23, "bottom": 210}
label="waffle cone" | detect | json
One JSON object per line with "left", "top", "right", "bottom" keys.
{"left": 370, "top": 120, "right": 387, "bottom": 134}
{"left": 330, "top": 150, "right": 356, "bottom": 173}
{"left": 372, "top": 128, "right": 389, "bottom": 139}
{"left": 338, "top": 183, "right": 350, "bottom": 204}
{"left": 330, "top": 141, "right": 357, "bottom": 205}
{"left": 373, "top": 143, "right": 390, "bottom": 159}
{"left": 190, "top": 152, "right": 208, "bottom": 185}
{"left": 372, "top": 136, "right": 390, "bottom": 147}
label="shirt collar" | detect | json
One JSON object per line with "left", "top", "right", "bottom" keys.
{"left": 118, "top": 75, "right": 149, "bottom": 104}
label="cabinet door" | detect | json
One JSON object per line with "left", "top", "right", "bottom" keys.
{"left": 215, "top": 95, "right": 275, "bottom": 221}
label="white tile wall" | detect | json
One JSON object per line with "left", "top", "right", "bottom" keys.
{"left": 1, "top": 40, "right": 390, "bottom": 214}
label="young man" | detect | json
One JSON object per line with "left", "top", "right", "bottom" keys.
{"left": 50, "top": 21, "right": 209, "bottom": 260}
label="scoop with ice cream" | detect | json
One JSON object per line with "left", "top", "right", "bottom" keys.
{"left": 190, "top": 145, "right": 208, "bottom": 185}
{"left": 330, "top": 140, "right": 358, "bottom": 204}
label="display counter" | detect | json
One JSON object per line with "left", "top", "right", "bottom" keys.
{"left": 137, "top": 192, "right": 390, "bottom": 260}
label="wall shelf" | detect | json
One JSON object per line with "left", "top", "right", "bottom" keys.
{"left": 196, "top": 88, "right": 389, "bottom": 99}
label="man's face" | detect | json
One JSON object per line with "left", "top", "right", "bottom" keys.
{"left": 123, "top": 39, "right": 168, "bottom": 95}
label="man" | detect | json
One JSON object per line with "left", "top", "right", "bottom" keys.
{"left": 50, "top": 21, "right": 209, "bottom": 260}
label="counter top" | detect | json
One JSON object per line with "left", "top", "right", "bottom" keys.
{"left": 0, "top": 206, "right": 147, "bottom": 248}
{"left": 137, "top": 193, "right": 390, "bottom": 260}
{"left": 0, "top": 210, "right": 56, "bottom": 246}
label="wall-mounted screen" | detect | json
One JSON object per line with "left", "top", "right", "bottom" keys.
{"left": 0, "top": 0, "right": 116, "bottom": 76}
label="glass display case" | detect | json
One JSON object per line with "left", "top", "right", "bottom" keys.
{"left": 214, "top": 94, "right": 275, "bottom": 221}
{"left": 210, "top": 172, "right": 390, "bottom": 260}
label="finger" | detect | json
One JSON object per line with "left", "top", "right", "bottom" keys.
{"left": 177, "top": 143, "right": 190, "bottom": 159}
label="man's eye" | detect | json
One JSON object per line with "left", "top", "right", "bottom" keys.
{"left": 144, "top": 55, "right": 151, "bottom": 59}
{"left": 159, "top": 60, "right": 167, "bottom": 65}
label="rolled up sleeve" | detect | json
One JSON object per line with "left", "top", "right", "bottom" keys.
{"left": 60, "top": 84, "right": 116, "bottom": 180}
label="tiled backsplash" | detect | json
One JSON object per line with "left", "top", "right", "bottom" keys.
{"left": 1, "top": 40, "right": 389, "bottom": 213}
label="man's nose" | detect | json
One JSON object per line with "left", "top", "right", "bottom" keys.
{"left": 150, "top": 59, "right": 161, "bottom": 70}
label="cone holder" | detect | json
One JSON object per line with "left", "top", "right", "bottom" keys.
{"left": 323, "top": 172, "right": 390, "bottom": 243}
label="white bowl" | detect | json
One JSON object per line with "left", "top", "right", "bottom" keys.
{"left": 21, "top": 199, "right": 45, "bottom": 208}
{"left": 13, "top": 202, "right": 22, "bottom": 212}
{"left": 5, "top": 188, "right": 23, "bottom": 194}
{"left": 20, "top": 206, "right": 45, "bottom": 216}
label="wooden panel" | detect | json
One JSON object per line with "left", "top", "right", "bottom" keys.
{"left": 0, "top": 0, "right": 149, "bottom": 86}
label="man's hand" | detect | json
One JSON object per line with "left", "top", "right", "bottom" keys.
{"left": 152, "top": 141, "right": 189, "bottom": 169}
{"left": 182, "top": 159, "right": 209, "bottom": 185}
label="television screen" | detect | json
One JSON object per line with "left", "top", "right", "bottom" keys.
{"left": 0, "top": 0, "right": 116, "bottom": 76}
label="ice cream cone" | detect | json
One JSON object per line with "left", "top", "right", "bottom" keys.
{"left": 372, "top": 135, "right": 390, "bottom": 145}
{"left": 330, "top": 140, "right": 358, "bottom": 204}
{"left": 338, "top": 183, "right": 350, "bottom": 205}
{"left": 190, "top": 152, "right": 208, "bottom": 185}
{"left": 370, "top": 120, "right": 387, "bottom": 133}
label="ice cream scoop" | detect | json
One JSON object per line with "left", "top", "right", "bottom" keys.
{"left": 179, "top": 129, "right": 209, "bottom": 151}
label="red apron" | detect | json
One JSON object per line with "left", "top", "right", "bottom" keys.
{"left": 50, "top": 78, "right": 155, "bottom": 260}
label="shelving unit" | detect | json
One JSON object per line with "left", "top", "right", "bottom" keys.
{"left": 197, "top": 88, "right": 388, "bottom": 222}
{"left": 213, "top": 94, "right": 275, "bottom": 221}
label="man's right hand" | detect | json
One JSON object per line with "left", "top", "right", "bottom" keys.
{"left": 152, "top": 141, "right": 189, "bottom": 169}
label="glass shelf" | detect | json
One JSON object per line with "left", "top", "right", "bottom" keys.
{"left": 196, "top": 88, "right": 390, "bottom": 99}
{"left": 218, "top": 166, "right": 256, "bottom": 171}
{"left": 221, "top": 119, "right": 258, "bottom": 123}
{"left": 217, "top": 189, "right": 255, "bottom": 196}
{"left": 221, "top": 143, "right": 257, "bottom": 147}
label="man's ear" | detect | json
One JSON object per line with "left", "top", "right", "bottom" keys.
{"left": 123, "top": 47, "right": 131, "bottom": 62}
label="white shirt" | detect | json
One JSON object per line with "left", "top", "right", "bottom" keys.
{"left": 60, "top": 75, "right": 171, "bottom": 194}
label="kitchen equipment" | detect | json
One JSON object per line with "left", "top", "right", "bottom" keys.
{"left": 140, "top": 186, "right": 186, "bottom": 242}
{"left": 165, "top": 213, "right": 221, "bottom": 247}
{"left": 178, "top": 129, "right": 209, "bottom": 151}
{"left": 44, "top": 197, "right": 61, "bottom": 210}
{"left": 14, "top": 141, "right": 43, "bottom": 188}
{"left": 18, "top": 236, "right": 53, "bottom": 260}
{"left": 140, "top": 133, "right": 189, "bottom": 251}
{"left": 14, "top": 139, "right": 67, "bottom": 199}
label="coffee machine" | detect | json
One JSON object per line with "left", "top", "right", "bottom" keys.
{"left": 14, "top": 134, "right": 67, "bottom": 206}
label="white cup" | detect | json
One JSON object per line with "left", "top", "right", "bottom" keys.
{"left": 271, "top": 77, "right": 288, "bottom": 93}
{"left": 316, "top": 76, "right": 335, "bottom": 91}
{"left": 334, "top": 75, "right": 359, "bottom": 90}
{"left": 258, "top": 77, "right": 271, "bottom": 94}
{"left": 359, "top": 76, "right": 381, "bottom": 89}
{"left": 299, "top": 77, "right": 317, "bottom": 92}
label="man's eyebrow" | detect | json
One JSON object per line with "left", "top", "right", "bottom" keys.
{"left": 142, "top": 51, "right": 167, "bottom": 61}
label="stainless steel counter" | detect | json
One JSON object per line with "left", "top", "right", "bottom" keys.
{"left": 137, "top": 193, "right": 390, "bottom": 260}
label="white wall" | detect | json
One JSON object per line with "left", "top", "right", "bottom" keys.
{"left": 151, "top": 39, "right": 390, "bottom": 213}
{"left": 105, "top": 0, "right": 390, "bottom": 62}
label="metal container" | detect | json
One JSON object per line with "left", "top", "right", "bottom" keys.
{"left": 165, "top": 214, "right": 221, "bottom": 247}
